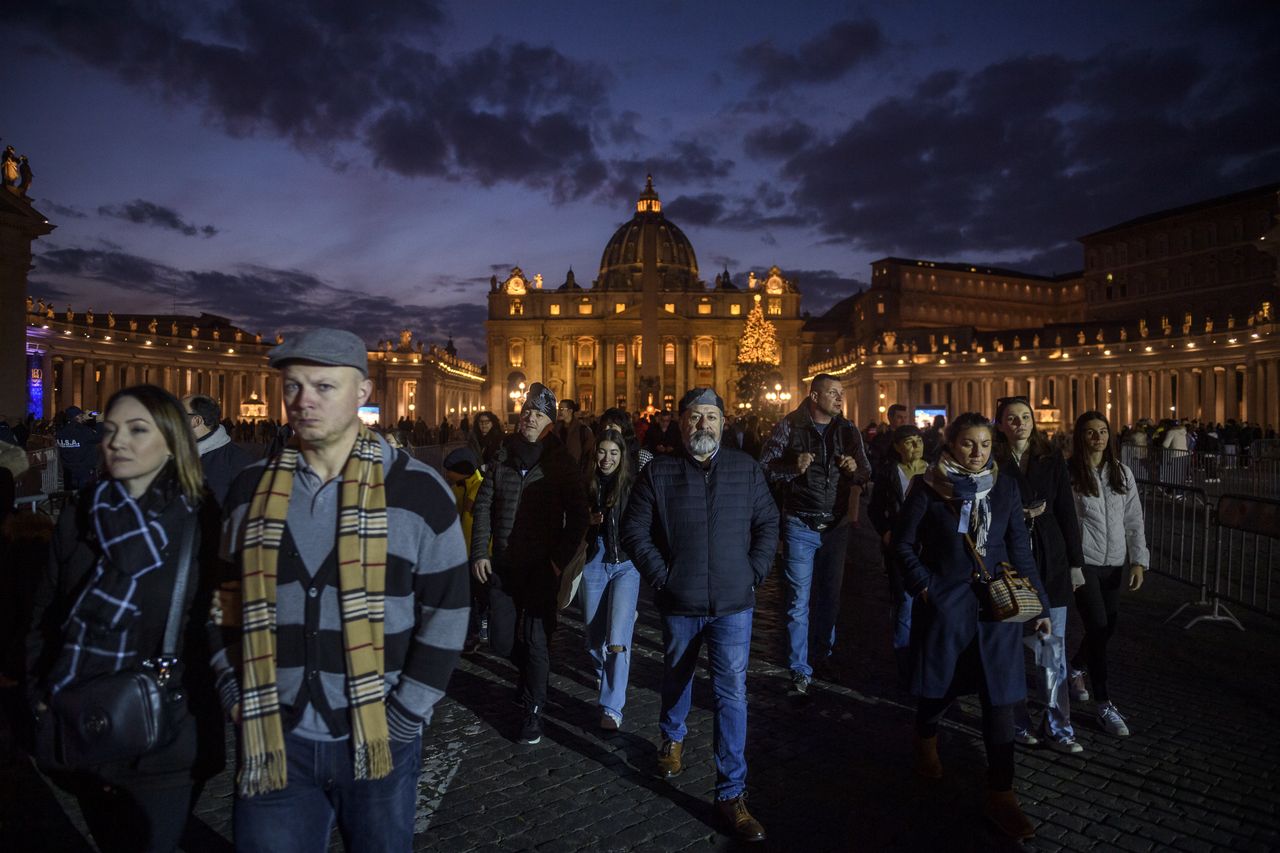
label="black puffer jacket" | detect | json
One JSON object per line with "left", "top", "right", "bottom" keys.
{"left": 470, "top": 433, "right": 590, "bottom": 609}
{"left": 622, "top": 447, "right": 779, "bottom": 617}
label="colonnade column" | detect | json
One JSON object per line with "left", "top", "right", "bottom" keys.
{"left": 1224, "top": 366, "right": 1239, "bottom": 421}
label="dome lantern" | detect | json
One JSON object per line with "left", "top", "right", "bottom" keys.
{"left": 636, "top": 174, "right": 661, "bottom": 214}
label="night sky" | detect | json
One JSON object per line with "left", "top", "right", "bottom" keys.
{"left": 12, "top": 1, "right": 1278, "bottom": 362}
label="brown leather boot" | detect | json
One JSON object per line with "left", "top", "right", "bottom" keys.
{"left": 656, "top": 738, "right": 683, "bottom": 778}
{"left": 914, "top": 734, "right": 943, "bottom": 779}
{"left": 984, "top": 789, "right": 1036, "bottom": 840}
{"left": 716, "top": 795, "right": 766, "bottom": 842}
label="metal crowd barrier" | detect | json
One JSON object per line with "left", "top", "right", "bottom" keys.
{"left": 1137, "top": 478, "right": 1280, "bottom": 630}
{"left": 1126, "top": 445, "right": 1280, "bottom": 500}
{"left": 405, "top": 441, "right": 468, "bottom": 474}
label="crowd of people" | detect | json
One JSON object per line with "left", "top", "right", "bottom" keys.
{"left": 0, "top": 329, "right": 1161, "bottom": 849}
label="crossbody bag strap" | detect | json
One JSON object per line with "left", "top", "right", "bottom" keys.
{"left": 160, "top": 520, "right": 197, "bottom": 659}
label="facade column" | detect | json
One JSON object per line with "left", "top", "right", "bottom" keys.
{"left": 1159, "top": 369, "right": 1173, "bottom": 418}
{"left": 625, "top": 341, "right": 636, "bottom": 410}
{"left": 1265, "top": 358, "right": 1280, "bottom": 429}
{"left": 603, "top": 337, "right": 615, "bottom": 410}
{"left": 1224, "top": 366, "right": 1239, "bottom": 421}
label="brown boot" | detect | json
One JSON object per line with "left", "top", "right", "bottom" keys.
{"left": 656, "top": 738, "right": 683, "bottom": 778}
{"left": 984, "top": 789, "right": 1036, "bottom": 840}
{"left": 716, "top": 795, "right": 766, "bottom": 842}
{"left": 914, "top": 734, "right": 943, "bottom": 779}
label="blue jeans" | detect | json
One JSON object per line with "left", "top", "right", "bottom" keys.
{"left": 782, "top": 516, "right": 850, "bottom": 676}
{"left": 234, "top": 730, "right": 423, "bottom": 853}
{"left": 659, "top": 608, "right": 753, "bottom": 801}
{"left": 1015, "top": 605, "right": 1074, "bottom": 739}
{"left": 581, "top": 544, "right": 640, "bottom": 721}
{"left": 891, "top": 588, "right": 914, "bottom": 650}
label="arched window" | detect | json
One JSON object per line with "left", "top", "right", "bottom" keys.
{"left": 664, "top": 343, "right": 676, "bottom": 365}
{"left": 508, "top": 340, "right": 524, "bottom": 368}
{"left": 576, "top": 337, "right": 595, "bottom": 368}
{"left": 695, "top": 337, "right": 714, "bottom": 368}
{"left": 615, "top": 343, "right": 626, "bottom": 365}
{"left": 510, "top": 299, "right": 523, "bottom": 316}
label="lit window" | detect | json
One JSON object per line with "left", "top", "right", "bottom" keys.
{"left": 767, "top": 298, "right": 781, "bottom": 316}
{"left": 508, "top": 340, "right": 524, "bottom": 368}
{"left": 876, "top": 301, "right": 885, "bottom": 315}
{"left": 664, "top": 303, "right": 676, "bottom": 314}
{"left": 578, "top": 301, "right": 593, "bottom": 315}
{"left": 510, "top": 299, "right": 524, "bottom": 316}
{"left": 549, "top": 304, "right": 561, "bottom": 316}
{"left": 697, "top": 301, "right": 711, "bottom": 315}
{"left": 664, "top": 343, "right": 676, "bottom": 365}
{"left": 730, "top": 304, "right": 742, "bottom": 316}
{"left": 695, "top": 339, "right": 713, "bottom": 368}
{"left": 615, "top": 302, "right": 626, "bottom": 314}
{"left": 576, "top": 338, "right": 595, "bottom": 368}
{"left": 615, "top": 343, "right": 626, "bottom": 365}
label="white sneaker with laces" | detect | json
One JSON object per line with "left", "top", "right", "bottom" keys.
{"left": 1014, "top": 729, "right": 1039, "bottom": 746}
{"left": 1047, "top": 734, "right": 1084, "bottom": 754}
{"left": 1098, "top": 702, "right": 1130, "bottom": 736}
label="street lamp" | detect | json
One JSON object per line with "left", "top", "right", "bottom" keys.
{"left": 509, "top": 381, "right": 527, "bottom": 407}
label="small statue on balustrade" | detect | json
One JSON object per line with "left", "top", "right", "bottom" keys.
{"left": 107, "top": 312, "right": 116, "bottom": 328}
{"left": 129, "top": 319, "right": 138, "bottom": 331}
{"left": 86, "top": 309, "right": 95, "bottom": 326}
{"left": 1012, "top": 336, "right": 1021, "bottom": 349}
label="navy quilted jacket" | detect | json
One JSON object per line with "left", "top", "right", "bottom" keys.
{"left": 621, "top": 447, "right": 779, "bottom": 616}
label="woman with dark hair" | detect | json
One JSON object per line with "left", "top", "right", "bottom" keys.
{"left": 993, "top": 396, "right": 1084, "bottom": 754}
{"left": 868, "top": 423, "right": 928, "bottom": 683}
{"left": 893, "top": 412, "right": 1049, "bottom": 840}
{"left": 26, "top": 385, "right": 224, "bottom": 852}
{"left": 1066, "top": 411, "right": 1148, "bottom": 738}
{"left": 580, "top": 430, "right": 639, "bottom": 730}
{"left": 598, "top": 407, "right": 646, "bottom": 471}
{"left": 468, "top": 410, "right": 505, "bottom": 465}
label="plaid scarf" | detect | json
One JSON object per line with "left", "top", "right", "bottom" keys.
{"left": 237, "top": 427, "right": 390, "bottom": 797}
{"left": 49, "top": 477, "right": 187, "bottom": 696}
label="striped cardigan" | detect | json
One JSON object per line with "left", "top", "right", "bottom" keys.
{"left": 210, "top": 434, "right": 470, "bottom": 740}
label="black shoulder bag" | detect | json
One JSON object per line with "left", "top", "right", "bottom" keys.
{"left": 49, "top": 521, "right": 196, "bottom": 768}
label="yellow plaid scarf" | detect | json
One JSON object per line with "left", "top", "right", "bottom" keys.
{"left": 237, "top": 427, "right": 391, "bottom": 797}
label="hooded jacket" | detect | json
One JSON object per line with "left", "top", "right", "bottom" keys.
{"left": 760, "top": 401, "right": 870, "bottom": 524}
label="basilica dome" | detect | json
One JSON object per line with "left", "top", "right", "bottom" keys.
{"left": 596, "top": 176, "right": 701, "bottom": 291}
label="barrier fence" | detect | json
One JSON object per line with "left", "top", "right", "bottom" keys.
{"left": 1137, "top": 479, "right": 1280, "bottom": 630}
{"left": 1124, "top": 445, "right": 1280, "bottom": 500}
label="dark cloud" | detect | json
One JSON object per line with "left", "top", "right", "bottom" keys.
{"left": 32, "top": 246, "right": 489, "bottom": 362}
{"left": 743, "top": 123, "right": 814, "bottom": 160}
{"left": 779, "top": 35, "right": 1280, "bottom": 273}
{"left": 664, "top": 193, "right": 725, "bottom": 227}
{"left": 774, "top": 268, "right": 868, "bottom": 315}
{"left": 15, "top": 3, "right": 613, "bottom": 201}
{"left": 737, "top": 18, "right": 884, "bottom": 93}
{"left": 38, "top": 199, "right": 87, "bottom": 219}
{"left": 97, "top": 199, "right": 219, "bottom": 237}
{"left": 610, "top": 140, "right": 735, "bottom": 197}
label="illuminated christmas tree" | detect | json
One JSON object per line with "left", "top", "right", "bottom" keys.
{"left": 736, "top": 296, "right": 780, "bottom": 407}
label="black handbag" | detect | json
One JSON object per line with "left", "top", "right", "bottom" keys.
{"left": 48, "top": 521, "right": 196, "bottom": 768}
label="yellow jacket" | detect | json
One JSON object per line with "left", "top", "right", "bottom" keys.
{"left": 453, "top": 469, "right": 484, "bottom": 555}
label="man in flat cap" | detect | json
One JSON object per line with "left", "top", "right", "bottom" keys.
{"left": 212, "top": 328, "right": 471, "bottom": 851}
{"left": 470, "top": 382, "right": 590, "bottom": 745}
{"left": 621, "top": 387, "right": 779, "bottom": 843}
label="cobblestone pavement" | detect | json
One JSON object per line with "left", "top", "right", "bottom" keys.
{"left": 3, "top": 521, "right": 1279, "bottom": 851}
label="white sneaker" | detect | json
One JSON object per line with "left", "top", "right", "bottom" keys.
{"left": 1047, "top": 734, "right": 1084, "bottom": 754}
{"left": 1014, "top": 729, "right": 1039, "bottom": 746}
{"left": 1068, "top": 669, "right": 1090, "bottom": 702}
{"left": 1098, "top": 702, "right": 1130, "bottom": 736}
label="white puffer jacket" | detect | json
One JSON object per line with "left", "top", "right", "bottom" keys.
{"left": 1072, "top": 462, "right": 1150, "bottom": 567}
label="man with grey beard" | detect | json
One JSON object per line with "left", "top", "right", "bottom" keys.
{"left": 622, "top": 387, "right": 779, "bottom": 843}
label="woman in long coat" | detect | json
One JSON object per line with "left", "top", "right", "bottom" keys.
{"left": 893, "top": 412, "right": 1050, "bottom": 841}
{"left": 26, "top": 385, "right": 223, "bottom": 853}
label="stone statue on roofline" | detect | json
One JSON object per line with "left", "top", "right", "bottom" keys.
{"left": 1012, "top": 336, "right": 1021, "bottom": 349}
{"left": 86, "top": 309, "right": 95, "bottom": 326}
{"left": 65, "top": 305, "right": 73, "bottom": 323}
{"left": 129, "top": 318, "right": 138, "bottom": 331}
{"left": 1138, "top": 318, "right": 1148, "bottom": 338}
{"left": 1119, "top": 327, "right": 1128, "bottom": 342}
{"left": 148, "top": 317, "right": 158, "bottom": 333}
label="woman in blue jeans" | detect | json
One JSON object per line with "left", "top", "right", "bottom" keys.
{"left": 581, "top": 430, "right": 640, "bottom": 730}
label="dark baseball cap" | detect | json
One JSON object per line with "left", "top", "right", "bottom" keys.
{"left": 268, "top": 328, "right": 369, "bottom": 377}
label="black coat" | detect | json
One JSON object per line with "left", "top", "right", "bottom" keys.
{"left": 197, "top": 427, "right": 254, "bottom": 507}
{"left": 470, "top": 433, "right": 590, "bottom": 611}
{"left": 26, "top": 481, "right": 225, "bottom": 783}
{"left": 1000, "top": 448, "right": 1084, "bottom": 608}
{"left": 892, "top": 468, "right": 1048, "bottom": 706}
{"left": 622, "top": 447, "right": 779, "bottom": 617}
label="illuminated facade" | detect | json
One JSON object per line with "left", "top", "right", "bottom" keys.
{"left": 484, "top": 177, "right": 805, "bottom": 418}
{"left": 808, "top": 184, "right": 1280, "bottom": 431}
{"left": 22, "top": 308, "right": 484, "bottom": 426}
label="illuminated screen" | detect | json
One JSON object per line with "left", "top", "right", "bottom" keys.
{"left": 914, "top": 407, "right": 947, "bottom": 429}
{"left": 357, "top": 405, "right": 381, "bottom": 426}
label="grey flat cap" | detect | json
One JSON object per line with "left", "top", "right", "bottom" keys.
{"left": 268, "top": 328, "right": 369, "bottom": 376}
